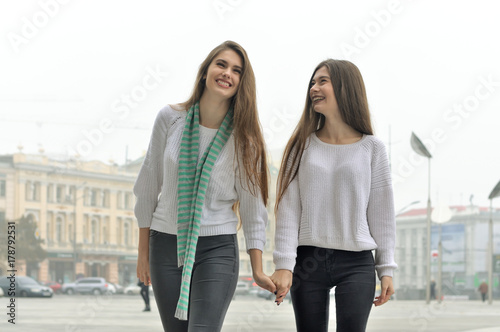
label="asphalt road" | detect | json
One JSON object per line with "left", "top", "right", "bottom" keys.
{"left": 1, "top": 293, "right": 499, "bottom": 331}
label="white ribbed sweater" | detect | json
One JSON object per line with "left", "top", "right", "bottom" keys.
{"left": 273, "top": 133, "right": 397, "bottom": 279}
{"left": 133, "top": 105, "right": 268, "bottom": 252}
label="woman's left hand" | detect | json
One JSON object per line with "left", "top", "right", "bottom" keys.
{"left": 373, "top": 276, "right": 395, "bottom": 306}
{"left": 253, "top": 271, "right": 277, "bottom": 294}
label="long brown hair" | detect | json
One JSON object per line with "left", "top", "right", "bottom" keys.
{"left": 275, "top": 59, "right": 373, "bottom": 212}
{"left": 181, "top": 40, "right": 268, "bottom": 204}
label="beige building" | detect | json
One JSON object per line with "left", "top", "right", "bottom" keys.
{"left": 0, "top": 152, "right": 278, "bottom": 284}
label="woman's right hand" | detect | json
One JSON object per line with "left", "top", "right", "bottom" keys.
{"left": 270, "top": 269, "right": 293, "bottom": 305}
{"left": 137, "top": 228, "right": 151, "bottom": 285}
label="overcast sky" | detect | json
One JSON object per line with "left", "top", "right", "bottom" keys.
{"left": 1, "top": 0, "right": 500, "bottom": 210}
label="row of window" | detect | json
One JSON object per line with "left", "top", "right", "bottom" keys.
{"left": 45, "top": 214, "right": 137, "bottom": 247}
{"left": 24, "top": 181, "right": 134, "bottom": 209}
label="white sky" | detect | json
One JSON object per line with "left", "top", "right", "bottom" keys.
{"left": 1, "top": 0, "right": 500, "bottom": 210}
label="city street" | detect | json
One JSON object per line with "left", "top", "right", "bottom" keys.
{"left": 1, "top": 294, "right": 499, "bottom": 332}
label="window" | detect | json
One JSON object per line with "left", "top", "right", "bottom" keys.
{"left": 0, "top": 179, "right": 6, "bottom": 197}
{"left": 46, "top": 221, "right": 51, "bottom": 241}
{"left": 56, "top": 186, "right": 62, "bottom": 203}
{"left": 47, "top": 184, "right": 54, "bottom": 202}
{"left": 124, "top": 221, "right": 130, "bottom": 246}
{"left": 56, "top": 217, "right": 63, "bottom": 243}
{"left": 91, "top": 219, "right": 98, "bottom": 244}
{"left": 117, "top": 191, "right": 123, "bottom": 209}
{"left": 90, "top": 189, "right": 98, "bottom": 207}
{"left": 102, "top": 190, "right": 110, "bottom": 208}
{"left": 26, "top": 181, "right": 41, "bottom": 201}
{"left": 116, "top": 218, "right": 122, "bottom": 245}
{"left": 125, "top": 192, "right": 133, "bottom": 209}
{"left": 68, "top": 224, "right": 73, "bottom": 244}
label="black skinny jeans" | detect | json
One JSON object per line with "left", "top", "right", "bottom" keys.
{"left": 149, "top": 231, "right": 239, "bottom": 332}
{"left": 291, "top": 246, "right": 376, "bottom": 332}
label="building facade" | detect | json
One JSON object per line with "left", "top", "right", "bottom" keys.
{"left": 394, "top": 205, "right": 500, "bottom": 299}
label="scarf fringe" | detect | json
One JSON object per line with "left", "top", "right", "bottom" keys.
{"left": 174, "top": 307, "right": 188, "bottom": 321}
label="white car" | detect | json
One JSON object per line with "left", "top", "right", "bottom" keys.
{"left": 124, "top": 282, "right": 152, "bottom": 295}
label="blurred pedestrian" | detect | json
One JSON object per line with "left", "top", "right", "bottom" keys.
{"left": 271, "top": 59, "right": 397, "bottom": 332}
{"left": 138, "top": 279, "right": 150, "bottom": 312}
{"left": 430, "top": 280, "right": 436, "bottom": 300}
{"left": 479, "top": 281, "right": 488, "bottom": 302}
{"left": 134, "top": 40, "right": 275, "bottom": 332}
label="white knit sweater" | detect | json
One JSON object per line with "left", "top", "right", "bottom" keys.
{"left": 133, "top": 105, "right": 268, "bottom": 252}
{"left": 273, "top": 133, "right": 397, "bottom": 279}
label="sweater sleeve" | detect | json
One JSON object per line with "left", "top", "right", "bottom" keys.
{"left": 366, "top": 139, "right": 398, "bottom": 279}
{"left": 235, "top": 159, "right": 268, "bottom": 252}
{"left": 133, "top": 107, "right": 170, "bottom": 228}
{"left": 273, "top": 159, "right": 301, "bottom": 272}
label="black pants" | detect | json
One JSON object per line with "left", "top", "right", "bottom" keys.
{"left": 149, "top": 231, "right": 239, "bottom": 332}
{"left": 290, "top": 246, "right": 376, "bottom": 332}
{"left": 141, "top": 284, "right": 150, "bottom": 307}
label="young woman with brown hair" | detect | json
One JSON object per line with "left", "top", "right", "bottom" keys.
{"left": 271, "top": 59, "right": 397, "bottom": 332}
{"left": 134, "top": 40, "right": 275, "bottom": 332}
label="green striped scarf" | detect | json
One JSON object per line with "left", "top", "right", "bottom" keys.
{"left": 175, "top": 102, "right": 234, "bottom": 320}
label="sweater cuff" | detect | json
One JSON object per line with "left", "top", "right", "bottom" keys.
{"left": 274, "top": 258, "right": 296, "bottom": 272}
{"left": 136, "top": 218, "right": 152, "bottom": 229}
{"left": 376, "top": 266, "right": 396, "bottom": 280}
{"left": 245, "top": 239, "right": 265, "bottom": 253}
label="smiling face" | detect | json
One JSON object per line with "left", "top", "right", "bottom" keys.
{"left": 203, "top": 49, "right": 243, "bottom": 102}
{"left": 309, "top": 66, "right": 339, "bottom": 117}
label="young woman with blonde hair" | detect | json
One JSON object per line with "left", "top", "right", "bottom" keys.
{"left": 271, "top": 59, "right": 397, "bottom": 332}
{"left": 134, "top": 40, "right": 275, "bottom": 332}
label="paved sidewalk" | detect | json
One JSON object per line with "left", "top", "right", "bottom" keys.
{"left": 1, "top": 294, "right": 499, "bottom": 331}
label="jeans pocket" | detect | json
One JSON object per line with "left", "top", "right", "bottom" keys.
{"left": 149, "top": 229, "right": 160, "bottom": 237}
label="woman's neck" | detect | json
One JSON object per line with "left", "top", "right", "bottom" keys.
{"left": 199, "top": 93, "right": 231, "bottom": 129}
{"left": 316, "top": 116, "right": 362, "bottom": 144}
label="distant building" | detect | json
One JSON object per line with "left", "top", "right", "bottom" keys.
{"left": 0, "top": 152, "right": 277, "bottom": 284}
{"left": 395, "top": 205, "right": 500, "bottom": 299}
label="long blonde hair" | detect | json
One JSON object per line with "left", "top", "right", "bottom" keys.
{"left": 275, "top": 59, "right": 373, "bottom": 212}
{"left": 181, "top": 40, "right": 268, "bottom": 204}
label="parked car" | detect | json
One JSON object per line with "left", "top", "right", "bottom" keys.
{"left": 234, "top": 281, "right": 250, "bottom": 296}
{"left": 0, "top": 276, "right": 53, "bottom": 298}
{"left": 257, "top": 288, "right": 291, "bottom": 301}
{"left": 62, "top": 277, "right": 115, "bottom": 295}
{"left": 109, "top": 283, "right": 124, "bottom": 294}
{"left": 124, "top": 282, "right": 141, "bottom": 295}
{"left": 124, "top": 282, "right": 153, "bottom": 295}
{"left": 44, "top": 281, "right": 62, "bottom": 294}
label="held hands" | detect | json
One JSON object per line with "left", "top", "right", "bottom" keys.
{"left": 373, "top": 276, "right": 394, "bottom": 307}
{"left": 270, "top": 270, "right": 293, "bottom": 305}
{"left": 253, "top": 271, "right": 277, "bottom": 295}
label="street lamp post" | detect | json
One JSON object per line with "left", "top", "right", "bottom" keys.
{"left": 410, "top": 132, "right": 433, "bottom": 304}
{"left": 431, "top": 205, "right": 452, "bottom": 302}
{"left": 487, "top": 180, "right": 500, "bottom": 305}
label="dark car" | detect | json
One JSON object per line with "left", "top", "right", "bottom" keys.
{"left": 0, "top": 276, "right": 53, "bottom": 297}
{"left": 44, "top": 281, "right": 62, "bottom": 294}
